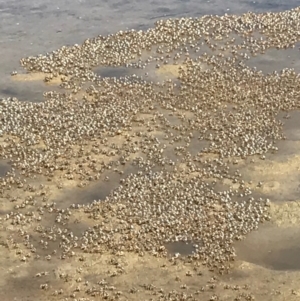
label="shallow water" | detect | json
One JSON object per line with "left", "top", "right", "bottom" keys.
{"left": 246, "top": 44, "right": 300, "bottom": 74}
{"left": 278, "top": 110, "right": 300, "bottom": 141}
{"left": 55, "top": 163, "right": 140, "bottom": 208}
{"left": 236, "top": 225, "right": 300, "bottom": 271}
{"left": 0, "top": 160, "right": 10, "bottom": 177}
{"left": 0, "top": 78, "right": 61, "bottom": 102}
{"left": 165, "top": 241, "right": 196, "bottom": 255}
{"left": 225, "top": 112, "right": 300, "bottom": 203}
{"left": 95, "top": 66, "right": 131, "bottom": 79}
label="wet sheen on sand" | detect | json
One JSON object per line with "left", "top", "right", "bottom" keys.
{"left": 2, "top": 2, "right": 300, "bottom": 301}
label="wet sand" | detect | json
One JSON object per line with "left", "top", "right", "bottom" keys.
{"left": 2, "top": 65, "right": 300, "bottom": 301}
{"left": 1, "top": 3, "right": 300, "bottom": 301}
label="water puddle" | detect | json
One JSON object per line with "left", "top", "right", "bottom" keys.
{"left": 95, "top": 66, "right": 131, "bottom": 78}
{"left": 188, "top": 138, "right": 209, "bottom": 156}
{"left": 0, "top": 160, "right": 11, "bottom": 177}
{"left": 236, "top": 155, "right": 300, "bottom": 202}
{"left": 165, "top": 241, "right": 196, "bottom": 256}
{"left": 1, "top": 73, "right": 62, "bottom": 102}
{"left": 278, "top": 110, "right": 300, "bottom": 141}
{"left": 227, "top": 111, "right": 300, "bottom": 202}
{"left": 54, "top": 162, "right": 142, "bottom": 208}
{"left": 236, "top": 224, "right": 300, "bottom": 271}
{"left": 2, "top": 2, "right": 300, "bottom": 301}
{"left": 0, "top": 255, "right": 64, "bottom": 301}
{"left": 246, "top": 43, "right": 300, "bottom": 74}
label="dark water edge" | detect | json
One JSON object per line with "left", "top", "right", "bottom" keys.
{"left": 0, "top": 0, "right": 299, "bottom": 74}
{"left": 0, "top": 0, "right": 299, "bottom": 102}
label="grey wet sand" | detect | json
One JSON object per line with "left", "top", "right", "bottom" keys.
{"left": 2, "top": 7, "right": 300, "bottom": 301}
{"left": 11, "top": 72, "right": 61, "bottom": 84}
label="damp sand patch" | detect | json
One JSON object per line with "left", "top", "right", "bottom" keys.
{"left": 0, "top": 73, "right": 65, "bottom": 102}
{"left": 234, "top": 154, "right": 300, "bottom": 202}
{"left": 155, "top": 64, "right": 186, "bottom": 78}
{"left": 270, "top": 201, "right": 300, "bottom": 227}
{"left": 11, "top": 72, "right": 67, "bottom": 85}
